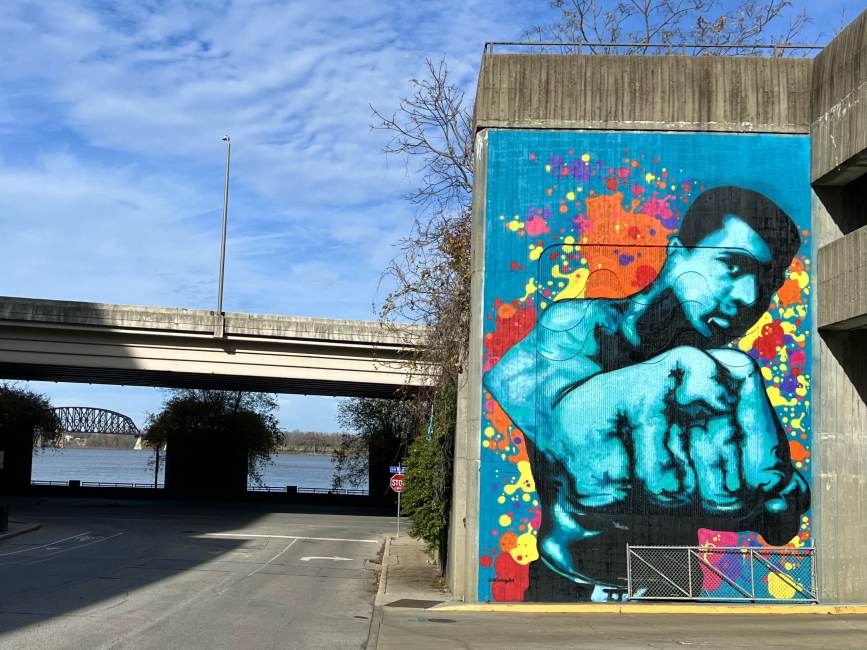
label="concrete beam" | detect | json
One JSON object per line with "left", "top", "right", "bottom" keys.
{"left": 474, "top": 54, "right": 811, "bottom": 134}
{"left": 811, "top": 10, "right": 867, "bottom": 184}
{"left": 0, "top": 297, "right": 429, "bottom": 396}
{"left": 817, "top": 224, "right": 867, "bottom": 330}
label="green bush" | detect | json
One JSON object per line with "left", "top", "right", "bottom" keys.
{"left": 401, "top": 383, "right": 455, "bottom": 551}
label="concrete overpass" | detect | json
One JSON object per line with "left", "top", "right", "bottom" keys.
{"left": 0, "top": 296, "right": 427, "bottom": 398}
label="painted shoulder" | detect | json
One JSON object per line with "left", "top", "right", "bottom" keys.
{"left": 539, "top": 298, "right": 619, "bottom": 333}
{"left": 707, "top": 347, "right": 759, "bottom": 380}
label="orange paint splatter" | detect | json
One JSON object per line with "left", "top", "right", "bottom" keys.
{"left": 580, "top": 193, "right": 674, "bottom": 297}
{"left": 777, "top": 278, "right": 802, "bottom": 306}
{"left": 499, "top": 531, "right": 518, "bottom": 553}
{"left": 789, "top": 440, "right": 810, "bottom": 461}
{"left": 489, "top": 402, "right": 513, "bottom": 437}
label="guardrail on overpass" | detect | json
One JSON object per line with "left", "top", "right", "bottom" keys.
{"left": 0, "top": 296, "right": 430, "bottom": 397}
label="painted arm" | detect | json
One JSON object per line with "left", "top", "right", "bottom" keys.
{"left": 483, "top": 299, "right": 601, "bottom": 442}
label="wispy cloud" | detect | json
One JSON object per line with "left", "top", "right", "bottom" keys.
{"left": 0, "top": 0, "right": 541, "bottom": 428}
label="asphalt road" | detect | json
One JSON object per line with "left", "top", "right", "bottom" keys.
{"left": 0, "top": 498, "right": 391, "bottom": 649}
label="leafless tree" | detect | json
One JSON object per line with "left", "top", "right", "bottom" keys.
{"left": 372, "top": 58, "right": 474, "bottom": 392}
{"left": 523, "top": 0, "right": 811, "bottom": 56}
{"left": 367, "top": 0, "right": 815, "bottom": 548}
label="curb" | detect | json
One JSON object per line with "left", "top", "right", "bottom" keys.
{"left": 433, "top": 602, "right": 867, "bottom": 616}
{"left": 0, "top": 522, "right": 41, "bottom": 542}
{"left": 365, "top": 536, "right": 391, "bottom": 649}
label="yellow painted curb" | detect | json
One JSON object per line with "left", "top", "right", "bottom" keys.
{"left": 433, "top": 602, "right": 867, "bottom": 616}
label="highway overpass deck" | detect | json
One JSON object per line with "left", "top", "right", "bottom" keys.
{"left": 0, "top": 297, "right": 428, "bottom": 397}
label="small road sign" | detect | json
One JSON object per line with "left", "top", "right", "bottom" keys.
{"left": 389, "top": 465, "right": 406, "bottom": 474}
{"left": 390, "top": 473, "right": 405, "bottom": 493}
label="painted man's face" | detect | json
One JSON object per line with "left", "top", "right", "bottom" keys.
{"left": 666, "top": 215, "right": 774, "bottom": 343}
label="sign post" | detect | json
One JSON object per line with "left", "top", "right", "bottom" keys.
{"left": 389, "top": 472, "right": 405, "bottom": 537}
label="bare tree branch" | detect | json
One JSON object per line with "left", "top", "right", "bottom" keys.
{"left": 525, "top": 0, "right": 811, "bottom": 56}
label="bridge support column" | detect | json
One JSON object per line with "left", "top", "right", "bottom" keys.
{"left": 0, "top": 426, "right": 34, "bottom": 495}
{"left": 164, "top": 430, "right": 248, "bottom": 499}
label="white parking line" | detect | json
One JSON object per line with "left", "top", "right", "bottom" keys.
{"left": 204, "top": 533, "right": 379, "bottom": 543}
{"left": 0, "top": 531, "right": 92, "bottom": 557}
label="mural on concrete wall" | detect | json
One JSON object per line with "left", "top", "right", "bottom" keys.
{"left": 479, "top": 130, "right": 812, "bottom": 602}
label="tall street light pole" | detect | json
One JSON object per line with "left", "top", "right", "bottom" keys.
{"left": 217, "top": 135, "right": 231, "bottom": 325}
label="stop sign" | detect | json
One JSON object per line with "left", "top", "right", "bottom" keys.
{"left": 390, "top": 473, "right": 405, "bottom": 493}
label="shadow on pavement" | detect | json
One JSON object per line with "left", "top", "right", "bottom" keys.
{"left": 0, "top": 496, "right": 388, "bottom": 639}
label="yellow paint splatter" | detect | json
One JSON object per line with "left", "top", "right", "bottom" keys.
{"left": 768, "top": 572, "right": 800, "bottom": 600}
{"left": 484, "top": 426, "right": 495, "bottom": 438}
{"left": 509, "top": 527, "right": 540, "bottom": 565}
{"left": 581, "top": 153, "right": 590, "bottom": 162}
{"left": 760, "top": 367, "right": 773, "bottom": 381}
{"left": 566, "top": 191, "right": 575, "bottom": 201}
{"left": 780, "top": 320, "right": 806, "bottom": 344}
{"left": 499, "top": 514, "right": 512, "bottom": 527}
{"left": 644, "top": 172, "right": 655, "bottom": 183}
{"left": 562, "top": 235, "right": 576, "bottom": 253}
{"left": 529, "top": 245, "right": 544, "bottom": 261}
{"left": 507, "top": 218, "right": 524, "bottom": 232}
{"left": 767, "top": 386, "right": 797, "bottom": 407}
{"left": 796, "top": 375, "right": 809, "bottom": 397}
{"left": 738, "top": 313, "right": 773, "bottom": 352}
{"left": 551, "top": 265, "right": 589, "bottom": 301}
{"left": 503, "top": 460, "right": 536, "bottom": 495}
{"left": 790, "top": 270, "right": 809, "bottom": 289}
{"left": 520, "top": 277, "right": 538, "bottom": 302}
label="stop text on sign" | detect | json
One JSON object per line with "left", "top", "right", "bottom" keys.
{"left": 390, "top": 473, "right": 405, "bottom": 493}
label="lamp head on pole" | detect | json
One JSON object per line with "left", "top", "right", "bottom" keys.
{"left": 222, "top": 134, "right": 230, "bottom": 143}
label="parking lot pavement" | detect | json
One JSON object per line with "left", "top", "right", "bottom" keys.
{"left": 0, "top": 498, "right": 391, "bottom": 650}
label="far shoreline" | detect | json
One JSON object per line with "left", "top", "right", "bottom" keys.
{"left": 38, "top": 446, "right": 337, "bottom": 457}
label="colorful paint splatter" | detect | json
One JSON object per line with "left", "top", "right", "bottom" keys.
{"left": 478, "top": 131, "right": 812, "bottom": 602}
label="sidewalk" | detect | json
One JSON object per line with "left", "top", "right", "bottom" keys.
{"left": 0, "top": 519, "right": 41, "bottom": 542}
{"left": 368, "top": 535, "right": 867, "bottom": 650}
{"left": 367, "top": 534, "right": 453, "bottom": 648}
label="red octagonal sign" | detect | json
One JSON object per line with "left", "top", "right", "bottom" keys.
{"left": 390, "top": 473, "right": 405, "bottom": 493}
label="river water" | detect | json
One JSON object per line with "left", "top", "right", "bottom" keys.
{"left": 30, "top": 448, "right": 363, "bottom": 490}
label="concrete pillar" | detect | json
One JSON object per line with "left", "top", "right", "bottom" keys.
{"left": 164, "top": 429, "right": 248, "bottom": 499}
{"left": 0, "top": 426, "right": 33, "bottom": 495}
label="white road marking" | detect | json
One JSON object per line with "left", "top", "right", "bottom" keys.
{"left": 23, "top": 532, "right": 125, "bottom": 565}
{"left": 216, "top": 538, "right": 300, "bottom": 595}
{"left": 300, "top": 556, "right": 352, "bottom": 562}
{"left": 245, "top": 539, "right": 298, "bottom": 578}
{"left": 0, "top": 531, "right": 92, "bottom": 557}
{"left": 203, "top": 533, "right": 379, "bottom": 544}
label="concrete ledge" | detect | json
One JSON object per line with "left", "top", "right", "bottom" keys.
{"left": 811, "top": 9, "right": 867, "bottom": 183}
{"left": 0, "top": 521, "right": 41, "bottom": 541}
{"left": 474, "top": 54, "right": 811, "bottom": 134}
{"left": 817, "top": 224, "right": 867, "bottom": 329}
{"left": 433, "top": 602, "right": 867, "bottom": 615}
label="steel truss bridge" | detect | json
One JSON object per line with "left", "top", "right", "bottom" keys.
{"left": 50, "top": 406, "right": 140, "bottom": 436}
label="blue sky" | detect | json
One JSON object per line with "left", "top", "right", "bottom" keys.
{"left": 0, "top": 0, "right": 856, "bottom": 432}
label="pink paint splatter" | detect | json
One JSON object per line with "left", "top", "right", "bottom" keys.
{"left": 525, "top": 215, "right": 550, "bottom": 237}
{"left": 642, "top": 194, "right": 677, "bottom": 228}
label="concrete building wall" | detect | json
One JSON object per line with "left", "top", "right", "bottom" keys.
{"left": 451, "top": 50, "right": 822, "bottom": 603}
{"left": 474, "top": 54, "right": 811, "bottom": 134}
{"left": 810, "top": 9, "right": 867, "bottom": 604}
{"left": 452, "top": 15, "right": 867, "bottom": 603}
{"left": 811, "top": 12, "right": 867, "bottom": 185}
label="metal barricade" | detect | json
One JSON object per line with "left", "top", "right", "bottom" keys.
{"left": 626, "top": 545, "right": 817, "bottom": 603}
